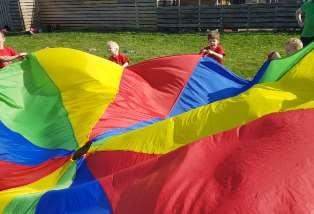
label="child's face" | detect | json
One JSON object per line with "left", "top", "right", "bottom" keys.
{"left": 107, "top": 45, "right": 118, "bottom": 56}
{"left": 208, "top": 38, "right": 219, "bottom": 49}
{"left": 284, "top": 44, "right": 296, "bottom": 56}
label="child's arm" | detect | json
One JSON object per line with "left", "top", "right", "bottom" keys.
{"left": 0, "top": 55, "right": 19, "bottom": 62}
{"left": 122, "top": 62, "right": 129, "bottom": 68}
{"left": 0, "top": 52, "right": 27, "bottom": 62}
{"left": 121, "top": 54, "right": 129, "bottom": 68}
{"left": 208, "top": 50, "right": 224, "bottom": 60}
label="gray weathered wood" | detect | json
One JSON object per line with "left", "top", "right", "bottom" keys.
{"left": 37, "top": 0, "right": 157, "bottom": 30}
{"left": 0, "top": 0, "right": 24, "bottom": 30}
{"left": 0, "top": 0, "right": 300, "bottom": 31}
{"left": 158, "top": 2, "right": 300, "bottom": 30}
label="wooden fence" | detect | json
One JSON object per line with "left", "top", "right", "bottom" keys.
{"left": 0, "top": 0, "right": 24, "bottom": 30}
{"left": 157, "top": 3, "right": 300, "bottom": 30}
{"left": 37, "top": 0, "right": 157, "bottom": 30}
{"left": 0, "top": 0, "right": 301, "bottom": 31}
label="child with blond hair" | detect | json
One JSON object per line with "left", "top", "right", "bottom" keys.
{"left": 107, "top": 41, "right": 129, "bottom": 67}
{"left": 267, "top": 38, "right": 303, "bottom": 60}
{"left": 284, "top": 38, "right": 303, "bottom": 55}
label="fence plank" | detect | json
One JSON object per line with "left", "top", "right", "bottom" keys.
{"left": 0, "top": 0, "right": 24, "bottom": 30}
{"left": 158, "top": 3, "right": 300, "bottom": 30}
{"left": 38, "top": 0, "right": 157, "bottom": 30}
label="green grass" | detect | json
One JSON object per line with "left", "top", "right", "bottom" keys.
{"left": 6, "top": 31, "right": 299, "bottom": 78}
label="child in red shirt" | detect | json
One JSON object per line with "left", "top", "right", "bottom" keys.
{"left": 0, "top": 31, "right": 27, "bottom": 69}
{"left": 107, "top": 41, "right": 129, "bottom": 68}
{"left": 200, "top": 30, "right": 225, "bottom": 64}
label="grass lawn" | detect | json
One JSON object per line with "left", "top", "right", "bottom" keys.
{"left": 6, "top": 31, "right": 299, "bottom": 78}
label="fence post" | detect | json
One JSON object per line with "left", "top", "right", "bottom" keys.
{"left": 198, "top": 0, "right": 201, "bottom": 30}
{"left": 219, "top": 6, "right": 223, "bottom": 31}
{"left": 33, "top": 0, "right": 40, "bottom": 28}
{"left": 135, "top": 0, "right": 140, "bottom": 29}
{"left": 178, "top": 0, "right": 181, "bottom": 31}
{"left": 247, "top": 4, "right": 250, "bottom": 30}
{"left": 274, "top": 3, "right": 278, "bottom": 31}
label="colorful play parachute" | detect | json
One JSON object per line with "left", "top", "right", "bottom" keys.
{"left": 0, "top": 43, "right": 314, "bottom": 213}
